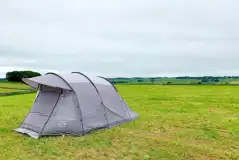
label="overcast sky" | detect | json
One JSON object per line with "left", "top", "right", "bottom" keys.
{"left": 0, "top": 0, "right": 239, "bottom": 77}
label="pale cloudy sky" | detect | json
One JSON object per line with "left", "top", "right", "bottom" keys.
{"left": 0, "top": 0, "right": 239, "bottom": 78}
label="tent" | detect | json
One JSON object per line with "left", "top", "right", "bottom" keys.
{"left": 15, "top": 72, "right": 139, "bottom": 139}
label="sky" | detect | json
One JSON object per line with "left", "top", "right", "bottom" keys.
{"left": 0, "top": 0, "right": 239, "bottom": 78}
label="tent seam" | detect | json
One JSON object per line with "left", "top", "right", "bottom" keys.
{"left": 97, "top": 76, "right": 132, "bottom": 120}
{"left": 46, "top": 72, "right": 85, "bottom": 135}
{"left": 97, "top": 76, "right": 118, "bottom": 92}
{"left": 122, "top": 99, "right": 132, "bottom": 120}
{"left": 39, "top": 89, "right": 63, "bottom": 136}
{"left": 72, "top": 72, "right": 110, "bottom": 128}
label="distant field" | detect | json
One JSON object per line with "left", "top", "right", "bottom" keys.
{"left": 229, "top": 81, "right": 239, "bottom": 84}
{"left": 156, "top": 78, "right": 200, "bottom": 84}
{"left": 113, "top": 77, "right": 239, "bottom": 85}
{"left": 0, "top": 81, "right": 30, "bottom": 89}
{"left": 0, "top": 88, "right": 24, "bottom": 92}
{"left": 0, "top": 85, "right": 238, "bottom": 159}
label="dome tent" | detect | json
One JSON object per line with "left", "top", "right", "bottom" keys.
{"left": 15, "top": 72, "right": 139, "bottom": 139}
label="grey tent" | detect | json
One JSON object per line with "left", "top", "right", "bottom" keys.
{"left": 15, "top": 72, "right": 139, "bottom": 139}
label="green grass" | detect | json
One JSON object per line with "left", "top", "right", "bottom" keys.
{"left": 0, "top": 81, "right": 30, "bottom": 89}
{"left": 0, "top": 85, "right": 238, "bottom": 159}
{"left": 0, "top": 88, "right": 24, "bottom": 92}
{"left": 0, "top": 82, "right": 34, "bottom": 96}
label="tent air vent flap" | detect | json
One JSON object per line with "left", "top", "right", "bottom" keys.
{"left": 22, "top": 74, "right": 72, "bottom": 90}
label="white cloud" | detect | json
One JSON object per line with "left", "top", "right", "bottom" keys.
{"left": 0, "top": 0, "right": 239, "bottom": 77}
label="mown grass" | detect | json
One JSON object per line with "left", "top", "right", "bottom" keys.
{"left": 0, "top": 88, "right": 24, "bottom": 92}
{"left": 0, "top": 85, "right": 238, "bottom": 159}
{"left": 0, "top": 81, "right": 30, "bottom": 89}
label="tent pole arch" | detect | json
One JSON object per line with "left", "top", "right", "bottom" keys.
{"left": 39, "top": 89, "right": 63, "bottom": 136}
{"left": 45, "top": 72, "right": 74, "bottom": 90}
{"left": 72, "top": 72, "right": 101, "bottom": 93}
{"left": 71, "top": 72, "right": 110, "bottom": 128}
{"left": 97, "top": 76, "right": 118, "bottom": 92}
{"left": 45, "top": 72, "right": 85, "bottom": 135}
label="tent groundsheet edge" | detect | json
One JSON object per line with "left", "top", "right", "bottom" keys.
{"left": 15, "top": 128, "right": 40, "bottom": 139}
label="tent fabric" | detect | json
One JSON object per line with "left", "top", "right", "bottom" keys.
{"left": 22, "top": 74, "right": 72, "bottom": 90}
{"left": 15, "top": 72, "right": 139, "bottom": 139}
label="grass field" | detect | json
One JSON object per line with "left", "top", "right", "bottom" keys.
{"left": 0, "top": 81, "right": 30, "bottom": 89}
{"left": 0, "top": 88, "right": 24, "bottom": 92}
{"left": 0, "top": 85, "right": 238, "bottom": 159}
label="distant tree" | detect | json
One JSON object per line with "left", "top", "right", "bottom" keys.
{"left": 6, "top": 70, "right": 41, "bottom": 82}
{"left": 137, "top": 79, "right": 144, "bottom": 83}
{"left": 201, "top": 79, "right": 209, "bottom": 83}
{"left": 149, "top": 78, "right": 155, "bottom": 84}
{"left": 129, "top": 79, "right": 136, "bottom": 84}
{"left": 114, "top": 80, "right": 129, "bottom": 84}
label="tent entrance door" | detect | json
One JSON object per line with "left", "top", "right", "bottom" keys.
{"left": 21, "top": 90, "right": 61, "bottom": 133}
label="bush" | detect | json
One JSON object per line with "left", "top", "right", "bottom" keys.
{"left": 6, "top": 70, "right": 41, "bottom": 82}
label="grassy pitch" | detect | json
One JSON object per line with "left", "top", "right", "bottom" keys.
{"left": 0, "top": 85, "right": 238, "bottom": 159}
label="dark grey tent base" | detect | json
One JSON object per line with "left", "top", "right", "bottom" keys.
{"left": 15, "top": 117, "right": 138, "bottom": 139}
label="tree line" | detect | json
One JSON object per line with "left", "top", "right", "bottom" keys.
{"left": 2, "top": 70, "right": 239, "bottom": 84}
{"left": 6, "top": 71, "right": 41, "bottom": 82}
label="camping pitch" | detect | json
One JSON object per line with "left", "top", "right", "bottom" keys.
{"left": 15, "top": 72, "right": 139, "bottom": 139}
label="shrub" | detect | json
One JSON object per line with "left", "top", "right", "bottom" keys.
{"left": 6, "top": 70, "right": 41, "bottom": 82}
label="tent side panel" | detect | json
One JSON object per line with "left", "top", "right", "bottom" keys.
{"left": 92, "top": 76, "right": 139, "bottom": 120}
{"left": 104, "top": 107, "right": 138, "bottom": 128}
{"left": 42, "top": 90, "right": 83, "bottom": 135}
{"left": 71, "top": 72, "right": 110, "bottom": 129}
{"left": 71, "top": 83, "right": 107, "bottom": 133}
{"left": 97, "top": 76, "right": 118, "bottom": 92}
{"left": 94, "top": 84, "right": 130, "bottom": 119}
{"left": 20, "top": 87, "right": 62, "bottom": 133}
{"left": 59, "top": 73, "right": 108, "bottom": 133}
